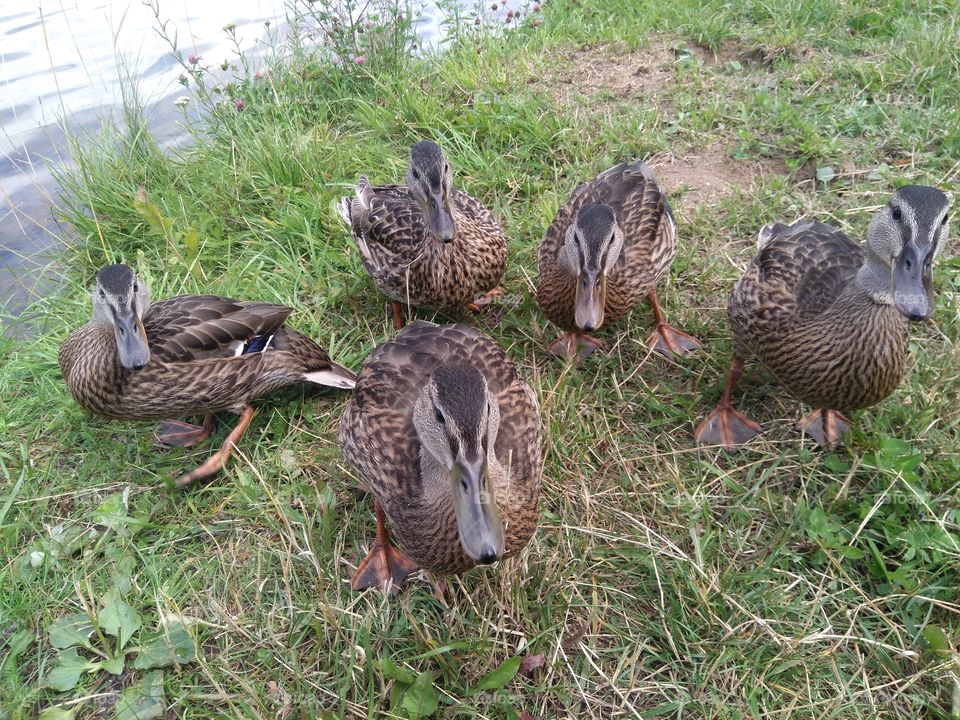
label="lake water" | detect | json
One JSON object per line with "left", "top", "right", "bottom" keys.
{"left": 0, "top": 0, "right": 477, "bottom": 331}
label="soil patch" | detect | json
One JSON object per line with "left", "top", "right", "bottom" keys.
{"left": 650, "top": 143, "right": 787, "bottom": 208}
{"left": 534, "top": 39, "right": 681, "bottom": 111}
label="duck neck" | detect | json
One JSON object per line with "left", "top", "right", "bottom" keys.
{"left": 418, "top": 449, "right": 455, "bottom": 515}
{"left": 855, "top": 251, "right": 895, "bottom": 307}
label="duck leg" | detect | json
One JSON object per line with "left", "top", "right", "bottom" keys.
{"left": 798, "top": 409, "right": 852, "bottom": 449}
{"left": 694, "top": 357, "right": 761, "bottom": 448}
{"left": 646, "top": 289, "right": 701, "bottom": 357}
{"left": 390, "top": 302, "right": 405, "bottom": 331}
{"left": 468, "top": 286, "right": 505, "bottom": 312}
{"left": 547, "top": 332, "right": 605, "bottom": 361}
{"left": 352, "top": 498, "right": 419, "bottom": 595}
{"left": 156, "top": 414, "right": 216, "bottom": 448}
{"left": 173, "top": 405, "right": 255, "bottom": 489}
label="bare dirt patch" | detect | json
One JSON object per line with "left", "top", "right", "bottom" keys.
{"left": 533, "top": 38, "right": 755, "bottom": 112}
{"left": 650, "top": 143, "right": 787, "bottom": 208}
{"left": 533, "top": 39, "right": 792, "bottom": 207}
{"left": 534, "top": 39, "right": 681, "bottom": 112}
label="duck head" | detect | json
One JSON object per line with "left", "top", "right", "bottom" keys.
{"left": 406, "top": 140, "right": 456, "bottom": 244}
{"left": 861, "top": 185, "right": 950, "bottom": 321}
{"left": 91, "top": 263, "right": 151, "bottom": 370}
{"left": 412, "top": 364, "right": 504, "bottom": 565}
{"left": 561, "top": 203, "right": 624, "bottom": 332}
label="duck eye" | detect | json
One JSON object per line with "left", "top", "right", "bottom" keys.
{"left": 133, "top": 283, "right": 139, "bottom": 293}
{"left": 99, "top": 289, "right": 106, "bottom": 299}
{"left": 891, "top": 206, "right": 903, "bottom": 221}
{"left": 942, "top": 213, "right": 948, "bottom": 226}
{"left": 411, "top": 169, "right": 420, "bottom": 181}
{"left": 435, "top": 409, "right": 445, "bottom": 424}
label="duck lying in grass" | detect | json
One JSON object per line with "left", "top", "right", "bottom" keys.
{"left": 339, "top": 321, "right": 541, "bottom": 595}
{"left": 695, "top": 186, "right": 950, "bottom": 450}
{"left": 537, "top": 159, "right": 700, "bottom": 360}
{"left": 59, "top": 264, "right": 356, "bottom": 488}
{"left": 337, "top": 140, "right": 507, "bottom": 328}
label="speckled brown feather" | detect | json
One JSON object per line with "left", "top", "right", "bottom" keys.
{"left": 343, "top": 184, "right": 507, "bottom": 311}
{"left": 59, "top": 295, "right": 351, "bottom": 420}
{"left": 537, "top": 160, "right": 677, "bottom": 330}
{"left": 338, "top": 321, "right": 541, "bottom": 575}
{"left": 728, "top": 219, "right": 910, "bottom": 411}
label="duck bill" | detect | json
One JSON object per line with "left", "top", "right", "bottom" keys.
{"left": 114, "top": 309, "right": 150, "bottom": 369}
{"left": 574, "top": 271, "right": 605, "bottom": 331}
{"left": 892, "top": 242, "right": 934, "bottom": 321}
{"left": 428, "top": 192, "right": 456, "bottom": 244}
{"left": 450, "top": 453, "right": 504, "bottom": 564}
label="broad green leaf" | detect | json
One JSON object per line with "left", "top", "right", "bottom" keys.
{"left": 101, "top": 655, "right": 125, "bottom": 675}
{"left": 378, "top": 658, "right": 416, "bottom": 685}
{"left": 114, "top": 670, "right": 166, "bottom": 720}
{"left": 921, "top": 625, "right": 952, "bottom": 657}
{"left": 45, "top": 648, "right": 98, "bottom": 691}
{"left": 815, "top": 166, "right": 836, "bottom": 183}
{"left": 838, "top": 545, "right": 865, "bottom": 560}
{"left": 48, "top": 614, "right": 96, "bottom": 650}
{"left": 38, "top": 707, "right": 78, "bottom": 720}
{"left": 1, "top": 628, "right": 34, "bottom": 667}
{"left": 100, "top": 590, "right": 141, "bottom": 650}
{"left": 400, "top": 671, "right": 438, "bottom": 719}
{"left": 181, "top": 228, "right": 201, "bottom": 271}
{"left": 92, "top": 489, "right": 131, "bottom": 531}
{"left": 133, "top": 623, "right": 197, "bottom": 669}
{"left": 133, "top": 186, "right": 174, "bottom": 243}
{"left": 471, "top": 655, "right": 521, "bottom": 694}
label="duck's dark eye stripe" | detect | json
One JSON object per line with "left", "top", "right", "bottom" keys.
{"left": 435, "top": 409, "right": 445, "bottom": 424}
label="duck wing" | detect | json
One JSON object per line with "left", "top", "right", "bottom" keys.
{"left": 143, "top": 295, "right": 292, "bottom": 363}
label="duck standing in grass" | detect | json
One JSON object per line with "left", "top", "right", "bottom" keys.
{"left": 337, "top": 140, "right": 507, "bottom": 328}
{"left": 536, "top": 159, "right": 700, "bottom": 360}
{"left": 695, "top": 186, "right": 950, "bottom": 449}
{"left": 339, "top": 321, "right": 541, "bottom": 594}
{"left": 59, "top": 264, "right": 356, "bottom": 488}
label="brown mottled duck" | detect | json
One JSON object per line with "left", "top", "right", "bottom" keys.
{"left": 536, "top": 159, "right": 700, "bottom": 360}
{"left": 59, "top": 264, "right": 356, "bottom": 487}
{"left": 695, "top": 185, "right": 950, "bottom": 449}
{"left": 338, "top": 321, "right": 541, "bottom": 594}
{"left": 337, "top": 140, "right": 507, "bottom": 328}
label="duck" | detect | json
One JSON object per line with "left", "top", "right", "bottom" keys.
{"left": 536, "top": 159, "right": 700, "bottom": 360}
{"left": 695, "top": 185, "right": 950, "bottom": 449}
{"left": 338, "top": 321, "right": 541, "bottom": 594}
{"left": 337, "top": 140, "right": 507, "bottom": 328}
{"left": 59, "top": 263, "right": 356, "bottom": 488}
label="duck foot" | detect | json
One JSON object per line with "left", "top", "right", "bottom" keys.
{"left": 468, "top": 287, "right": 505, "bottom": 312}
{"left": 390, "top": 302, "right": 405, "bottom": 331}
{"left": 798, "top": 409, "right": 852, "bottom": 449}
{"left": 646, "top": 289, "right": 700, "bottom": 357}
{"left": 548, "top": 332, "right": 604, "bottom": 361}
{"left": 695, "top": 403, "right": 761, "bottom": 449}
{"left": 173, "top": 406, "right": 255, "bottom": 489}
{"left": 352, "top": 498, "right": 419, "bottom": 595}
{"left": 156, "top": 414, "right": 216, "bottom": 448}
{"left": 648, "top": 323, "right": 701, "bottom": 357}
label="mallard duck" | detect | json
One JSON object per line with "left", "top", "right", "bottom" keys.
{"left": 59, "top": 264, "right": 356, "bottom": 487}
{"left": 338, "top": 321, "right": 541, "bottom": 594}
{"left": 695, "top": 185, "right": 950, "bottom": 449}
{"left": 337, "top": 140, "right": 507, "bottom": 328}
{"left": 536, "top": 159, "right": 700, "bottom": 359}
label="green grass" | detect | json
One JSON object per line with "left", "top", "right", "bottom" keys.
{"left": 2, "top": 0, "right": 960, "bottom": 717}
